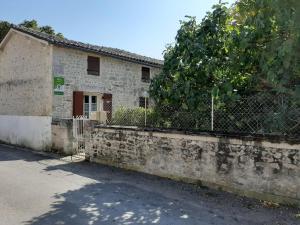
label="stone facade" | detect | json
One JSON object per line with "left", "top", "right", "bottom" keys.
{"left": 52, "top": 46, "right": 161, "bottom": 119}
{"left": 0, "top": 30, "right": 53, "bottom": 116}
{"left": 86, "top": 127, "right": 300, "bottom": 206}
{"left": 0, "top": 29, "right": 161, "bottom": 150}
{"left": 0, "top": 28, "right": 161, "bottom": 120}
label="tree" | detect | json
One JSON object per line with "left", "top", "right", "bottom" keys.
{"left": 0, "top": 19, "right": 64, "bottom": 43}
{"left": 150, "top": 1, "right": 300, "bottom": 110}
{"left": 19, "top": 19, "right": 38, "bottom": 30}
{"left": 40, "top": 25, "right": 55, "bottom": 36}
{"left": 0, "top": 21, "right": 11, "bottom": 43}
{"left": 231, "top": 0, "right": 300, "bottom": 95}
{"left": 150, "top": 3, "right": 238, "bottom": 110}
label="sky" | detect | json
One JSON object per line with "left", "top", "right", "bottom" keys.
{"left": 0, "top": 0, "right": 235, "bottom": 59}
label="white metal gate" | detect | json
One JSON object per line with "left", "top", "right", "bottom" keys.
{"left": 72, "top": 116, "right": 90, "bottom": 158}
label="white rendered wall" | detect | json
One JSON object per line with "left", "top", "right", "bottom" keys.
{"left": 0, "top": 116, "right": 52, "bottom": 150}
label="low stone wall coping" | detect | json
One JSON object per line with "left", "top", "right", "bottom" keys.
{"left": 94, "top": 125, "right": 300, "bottom": 146}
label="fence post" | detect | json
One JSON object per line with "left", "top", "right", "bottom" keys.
{"left": 145, "top": 98, "right": 147, "bottom": 127}
{"left": 143, "top": 91, "right": 149, "bottom": 127}
{"left": 211, "top": 95, "right": 214, "bottom": 131}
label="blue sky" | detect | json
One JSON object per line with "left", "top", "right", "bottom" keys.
{"left": 0, "top": 0, "right": 235, "bottom": 59}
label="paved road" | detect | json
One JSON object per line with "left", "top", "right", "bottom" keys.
{"left": 0, "top": 144, "right": 298, "bottom": 225}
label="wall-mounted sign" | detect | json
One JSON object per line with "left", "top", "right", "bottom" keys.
{"left": 53, "top": 76, "right": 65, "bottom": 95}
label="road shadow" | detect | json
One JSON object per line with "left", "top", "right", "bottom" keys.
{"left": 1, "top": 145, "right": 298, "bottom": 225}
{"left": 24, "top": 181, "right": 221, "bottom": 225}
{"left": 0, "top": 144, "right": 53, "bottom": 162}
{"left": 35, "top": 160, "right": 298, "bottom": 225}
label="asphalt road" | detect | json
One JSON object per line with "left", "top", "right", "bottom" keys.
{"left": 0, "top": 144, "right": 298, "bottom": 225}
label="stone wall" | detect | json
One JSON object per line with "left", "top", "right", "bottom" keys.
{"left": 0, "top": 30, "right": 52, "bottom": 116}
{"left": 51, "top": 119, "right": 73, "bottom": 154}
{"left": 52, "top": 46, "right": 161, "bottom": 119}
{"left": 87, "top": 127, "right": 300, "bottom": 206}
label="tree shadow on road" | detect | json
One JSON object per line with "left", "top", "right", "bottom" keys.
{"left": 24, "top": 181, "right": 217, "bottom": 225}
{"left": 1, "top": 146, "right": 296, "bottom": 225}
{"left": 23, "top": 159, "right": 240, "bottom": 225}
{"left": 25, "top": 160, "right": 300, "bottom": 225}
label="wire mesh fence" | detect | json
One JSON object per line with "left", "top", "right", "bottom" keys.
{"left": 213, "top": 93, "right": 300, "bottom": 135}
{"left": 106, "top": 93, "right": 300, "bottom": 136}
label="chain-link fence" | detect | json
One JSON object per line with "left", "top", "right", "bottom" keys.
{"left": 212, "top": 93, "right": 300, "bottom": 135}
{"left": 106, "top": 93, "right": 300, "bottom": 136}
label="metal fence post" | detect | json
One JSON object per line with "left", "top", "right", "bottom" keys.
{"left": 145, "top": 98, "right": 147, "bottom": 127}
{"left": 211, "top": 95, "right": 214, "bottom": 131}
{"left": 143, "top": 91, "right": 149, "bottom": 127}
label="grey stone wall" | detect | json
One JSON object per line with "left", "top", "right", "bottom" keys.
{"left": 52, "top": 46, "right": 161, "bottom": 119}
{"left": 87, "top": 127, "right": 300, "bottom": 206}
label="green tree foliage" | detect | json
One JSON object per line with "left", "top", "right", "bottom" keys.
{"left": 150, "top": 4, "right": 234, "bottom": 110}
{"left": 150, "top": 0, "right": 300, "bottom": 110}
{"left": 232, "top": 0, "right": 300, "bottom": 95}
{"left": 0, "top": 21, "right": 11, "bottom": 43}
{"left": 0, "top": 19, "right": 64, "bottom": 42}
{"left": 19, "top": 19, "right": 39, "bottom": 29}
{"left": 39, "top": 25, "right": 55, "bottom": 35}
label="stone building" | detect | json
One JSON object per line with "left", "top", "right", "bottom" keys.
{"left": 0, "top": 26, "right": 163, "bottom": 150}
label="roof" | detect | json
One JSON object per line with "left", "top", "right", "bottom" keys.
{"left": 10, "top": 25, "right": 164, "bottom": 68}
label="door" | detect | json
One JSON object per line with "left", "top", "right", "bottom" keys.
{"left": 102, "top": 93, "right": 112, "bottom": 123}
{"left": 73, "top": 91, "right": 84, "bottom": 117}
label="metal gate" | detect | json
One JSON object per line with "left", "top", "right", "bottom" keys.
{"left": 72, "top": 116, "right": 90, "bottom": 159}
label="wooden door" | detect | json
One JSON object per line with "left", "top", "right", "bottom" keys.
{"left": 102, "top": 93, "right": 112, "bottom": 122}
{"left": 73, "top": 91, "right": 84, "bottom": 117}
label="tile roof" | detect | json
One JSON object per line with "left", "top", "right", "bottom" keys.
{"left": 11, "top": 25, "right": 164, "bottom": 68}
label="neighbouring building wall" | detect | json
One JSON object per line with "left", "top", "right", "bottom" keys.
{"left": 87, "top": 127, "right": 300, "bottom": 206}
{"left": 51, "top": 119, "right": 73, "bottom": 154}
{"left": 52, "top": 46, "right": 161, "bottom": 119}
{"left": 0, "top": 30, "right": 53, "bottom": 150}
{"left": 0, "top": 116, "right": 52, "bottom": 150}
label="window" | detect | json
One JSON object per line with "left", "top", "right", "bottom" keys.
{"left": 141, "top": 67, "right": 150, "bottom": 83}
{"left": 91, "top": 96, "right": 97, "bottom": 111}
{"left": 87, "top": 56, "right": 100, "bottom": 75}
{"left": 84, "top": 95, "right": 98, "bottom": 118}
{"left": 139, "top": 97, "right": 149, "bottom": 108}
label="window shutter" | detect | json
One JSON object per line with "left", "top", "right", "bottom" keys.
{"left": 73, "top": 91, "right": 84, "bottom": 117}
{"left": 102, "top": 93, "right": 112, "bottom": 122}
{"left": 141, "top": 67, "right": 150, "bottom": 82}
{"left": 87, "top": 56, "right": 100, "bottom": 75}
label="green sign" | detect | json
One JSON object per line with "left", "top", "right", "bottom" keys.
{"left": 53, "top": 76, "right": 65, "bottom": 95}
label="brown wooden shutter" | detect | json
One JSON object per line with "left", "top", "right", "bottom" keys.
{"left": 102, "top": 93, "right": 112, "bottom": 122}
{"left": 87, "top": 56, "right": 100, "bottom": 75}
{"left": 73, "top": 91, "right": 84, "bottom": 117}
